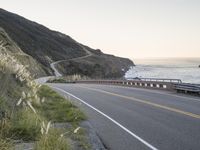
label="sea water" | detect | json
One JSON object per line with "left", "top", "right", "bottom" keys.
{"left": 125, "top": 58, "right": 200, "bottom": 84}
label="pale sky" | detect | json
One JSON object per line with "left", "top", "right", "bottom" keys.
{"left": 1, "top": 0, "right": 200, "bottom": 59}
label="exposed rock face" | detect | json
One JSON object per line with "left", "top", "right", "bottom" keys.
{"left": 0, "top": 8, "right": 134, "bottom": 78}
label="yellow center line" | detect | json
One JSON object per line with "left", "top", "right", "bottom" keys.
{"left": 80, "top": 85, "right": 200, "bottom": 119}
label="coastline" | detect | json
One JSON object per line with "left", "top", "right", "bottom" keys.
{"left": 125, "top": 58, "right": 200, "bottom": 84}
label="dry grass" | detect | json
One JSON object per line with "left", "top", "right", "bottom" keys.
{"left": 35, "top": 128, "right": 70, "bottom": 150}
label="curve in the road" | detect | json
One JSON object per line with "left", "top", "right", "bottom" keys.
{"left": 52, "top": 86, "right": 158, "bottom": 150}
{"left": 49, "top": 83, "right": 200, "bottom": 150}
{"left": 50, "top": 43, "right": 92, "bottom": 77}
{"left": 79, "top": 85, "right": 200, "bottom": 119}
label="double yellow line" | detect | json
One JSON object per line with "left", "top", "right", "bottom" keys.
{"left": 80, "top": 86, "right": 200, "bottom": 119}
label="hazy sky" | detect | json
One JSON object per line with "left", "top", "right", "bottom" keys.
{"left": 1, "top": 0, "right": 200, "bottom": 59}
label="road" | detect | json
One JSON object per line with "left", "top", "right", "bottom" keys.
{"left": 49, "top": 83, "right": 200, "bottom": 150}
{"left": 50, "top": 43, "right": 92, "bottom": 77}
{"left": 36, "top": 45, "right": 92, "bottom": 82}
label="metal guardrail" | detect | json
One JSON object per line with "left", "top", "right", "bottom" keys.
{"left": 77, "top": 78, "right": 176, "bottom": 90}
{"left": 126, "top": 77, "right": 182, "bottom": 83}
{"left": 173, "top": 83, "right": 200, "bottom": 95}
{"left": 74, "top": 78, "right": 200, "bottom": 96}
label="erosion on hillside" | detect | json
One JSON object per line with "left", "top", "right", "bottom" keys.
{"left": 0, "top": 8, "right": 134, "bottom": 78}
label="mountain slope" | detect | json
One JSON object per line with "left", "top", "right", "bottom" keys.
{"left": 0, "top": 8, "right": 134, "bottom": 78}
{"left": 0, "top": 27, "right": 46, "bottom": 77}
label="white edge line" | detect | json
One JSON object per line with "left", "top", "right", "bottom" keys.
{"left": 51, "top": 86, "right": 158, "bottom": 150}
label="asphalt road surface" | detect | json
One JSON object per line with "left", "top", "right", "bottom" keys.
{"left": 49, "top": 83, "right": 200, "bottom": 150}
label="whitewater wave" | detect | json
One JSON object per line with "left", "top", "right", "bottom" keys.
{"left": 125, "top": 58, "right": 200, "bottom": 84}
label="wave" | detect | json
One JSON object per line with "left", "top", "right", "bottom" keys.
{"left": 125, "top": 58, "right": 200, "bottom": 84}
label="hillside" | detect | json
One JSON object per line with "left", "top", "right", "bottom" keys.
{"left": 0, "top": 8, "right": 134, "bottom": 78}
{"left": 0, "top": 27, "right": 46, "bottom": 77}
{"left": 0, "top": 36, "right": 90, "bottom": 149}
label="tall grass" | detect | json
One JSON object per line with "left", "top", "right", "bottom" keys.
{"left": 0, "top": 103, "right": 13, "bottom": 149}
{"left": 37, "top": 86, "right": 86, "bottom": 123}
{"left": 9, "top": 109, "right": 42, "bottom": 141}
{"left": 0, "top": 41, "right": 88, "bottom": 149}
{"left": 0, "top": 41, "right": 45, "bottom": 146}
{"left": 0, "top": 137, "right": 13, "bottom": 150}
{"left": 35, "top": 128, "right": 70, "bottom": 150}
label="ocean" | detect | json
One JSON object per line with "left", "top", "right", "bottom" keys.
{"left": 125, "top": 58, "right": 200, "bottom": 84}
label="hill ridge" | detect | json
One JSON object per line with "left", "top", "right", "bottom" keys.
{"left": 0, "top": 8, "right": 134, "bottom": 78}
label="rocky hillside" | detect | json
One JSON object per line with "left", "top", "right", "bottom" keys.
{"left": 0, "top": 8, "right": 134, "bottom": 78}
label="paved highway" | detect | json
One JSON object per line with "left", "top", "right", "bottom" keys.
{"left": 50, "top": 43, "right": 92, "bottom": 77}
{"left": 49, "top": 83, "right": 200, "bottom": 150}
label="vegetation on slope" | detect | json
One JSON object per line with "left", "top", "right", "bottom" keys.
{"left": 47, "top": 75, "right": 89, "bottom": 83}
{"left": 0, "top": 27, "right": 46, "bottom": 78}
{"left": 57, "top": 54, "right": 133, "bottom": 79}
{"left": 0, "top": 35, "right": 89, "bottom": 150}
{"left": 0, "top": 8, "right": 134, "bottom": 78}
{"left": 0, "top": 8, "right": 87, "bottom": 75}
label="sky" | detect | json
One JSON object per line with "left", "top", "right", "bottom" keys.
{"left": 1, "top": 0, "right": 200, "bottom": 59}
